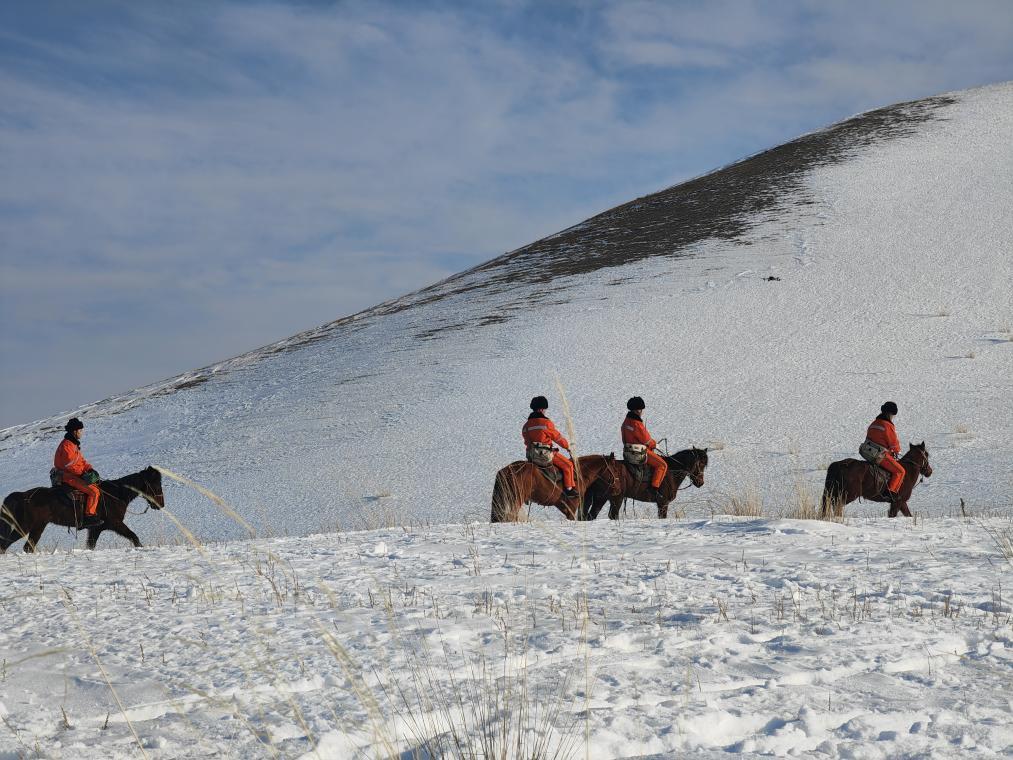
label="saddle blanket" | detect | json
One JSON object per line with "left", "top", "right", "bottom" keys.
{"left": 623, "top": 461, "right": 654, "bottom": 483}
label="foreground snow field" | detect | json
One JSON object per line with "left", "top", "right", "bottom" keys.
{"left": 1, "top": 515, "right": 1011, "bottom": 758}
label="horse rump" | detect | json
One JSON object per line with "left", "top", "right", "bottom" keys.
{"left": 490, "top": 464, "right": 526, "bottom": 523}
{"left": 820, "top": 460, "right": 851, "bottom": 518}
{"left": 0, "top": 492, "right": 28, "bottom": 549}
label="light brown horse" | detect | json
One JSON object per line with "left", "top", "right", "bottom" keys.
{"left": 2, "top": 467, "right": 164, "bottom": 552}
{"left": 821, "top": 443, "right": 931, "bottom": 518}
{"left": 490, "top": 454, "right": 621, "bottom": 522}
{"left": 584, "top": 448, "right": 709, "bottom": 520}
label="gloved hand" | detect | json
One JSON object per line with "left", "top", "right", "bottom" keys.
{"left": 83, "top": 470, "right": 101, "bottom": 485}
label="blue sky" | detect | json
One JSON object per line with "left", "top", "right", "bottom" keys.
{"left": 2, "top": 0, "right": 1012, "bottom": 427}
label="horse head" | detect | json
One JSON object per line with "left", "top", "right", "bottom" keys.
{"left": 689, "top": 447, "right": 709, "bottom": 487}
{"left": 139, "top": 466, "right": 165, "bottom": 509}
{"left": 905, "top": 442, "right": 932, "bottom": 479}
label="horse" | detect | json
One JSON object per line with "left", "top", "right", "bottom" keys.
{"left": 490, "top": 454, "right": 622, "bottom": 523}
{"left": 1, "top": 467, "right": 165, "bottom": 553}
{"left": 820, "top": 443, "right": 932, "bottom": 518}
{"left": 583, "top": 447, "right": 709, "bottom": 520}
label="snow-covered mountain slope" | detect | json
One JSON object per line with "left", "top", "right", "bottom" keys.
{"left": 2, "top": 83, "right": 1012, "bottom": 542}
{"left": 1, "top": 518, "right": 1011, "bottom": 758}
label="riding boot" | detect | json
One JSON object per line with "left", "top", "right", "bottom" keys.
{"left": 643, "top": 486, "right": 659, "bottom": 501}
{"left": 562, "top": 487, "right": 579, "bottom": 500}
{"left": 80, "top": 512, "right": 103, "bottom": 528}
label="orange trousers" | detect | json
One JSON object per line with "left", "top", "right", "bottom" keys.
{"left": 645, "top": 449, "right": 668, "bottom": 488}
{"left": 63, "top": 474, "right": 100, "bottom": 516}
{"left": 552, "top": 452, "right": 576, "bottom": 489}
{"left": 880, "top": 455, "right": 905, "bottom": 494}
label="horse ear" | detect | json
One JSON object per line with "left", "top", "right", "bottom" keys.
{"left": 704, "top": 447, "right": 709, "bottom": 453}
{"left": 920, "top": 441, "right": 926, "bottom": 449}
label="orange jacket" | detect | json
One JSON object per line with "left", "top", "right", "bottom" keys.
{"left": 622, "top": 412, "right": 657, "bottom": 449}
{"left": 55, "top": 436, "right": 92, "bottom": 477}
{"left": 522, "top": 412, "right": 569, "bottom": 449}
{"left": 866, "top": 416, "right": 900, "bottom": 455}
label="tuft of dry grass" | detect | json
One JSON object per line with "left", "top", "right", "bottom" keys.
{"left": 711, "top": 486, "right": 764, "bottom": 517}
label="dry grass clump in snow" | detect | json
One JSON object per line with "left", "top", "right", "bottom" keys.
{"left": 710, "top": 478, "right": 839, "bottom": 522}
{"left": 373, "top": 633, "right": 583, "bottom": 760}
{"left": 710, "top": 486, "right": 764, "bottom": 517}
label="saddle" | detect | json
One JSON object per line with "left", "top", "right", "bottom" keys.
{"left": 52, "top": 486, "right": 103, "bottom": 528}
{"left": 864, "top": 463, "right": 891, "bottom": 499}
{"left": 526, "top": 443, "right": 563, "bottom": 485}
{"left": 621, "top": 445, "right": 654, "bottom": 483}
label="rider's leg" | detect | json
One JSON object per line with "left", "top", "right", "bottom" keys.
{"left": 552, "top": 452, "right": 576, "bottom": 490}
{"left": 880, "top": 456, "right": 905, "bottom": 495}
{"left": 63, "top": 475, "right": 101, "bottom": 516}
{"left": 645, "top": 449, "right": 668, "bottom": 489}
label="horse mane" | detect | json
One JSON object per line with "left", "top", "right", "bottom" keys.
{"left": 100, "top": 467, "right": 159, "bottom": 501}
{"left": 664, "top": 448, "right": 704, "bottom": 471}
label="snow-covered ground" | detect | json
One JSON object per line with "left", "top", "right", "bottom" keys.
{"left": 1, "top": 515, "right": 1011, "bottom": 758}
{"left": 2, "top": 83, "right": 1013, "bottom": 758}
{"left": 1, "top": 83, "right": 1011, "bottom": 543}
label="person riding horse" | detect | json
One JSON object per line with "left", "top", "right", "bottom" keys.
{"left": 861, "top": 401, "right": 904, "bottom": 501}
{"left": 621, "top": 397, "right": 667, "bottom": 502}
{"left": 54, "top": 417, "right": 103, "bottom": 526}
{"left": 522, "top": 396, "right": 578, "bottom": 500}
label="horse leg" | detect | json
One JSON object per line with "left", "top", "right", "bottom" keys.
{"left": 86, "top": 526, "right": 105, "bottom": 549}
{"left": 897, "top": 502, "right": 912, "bottom": 518}
{"left": 607, "top": 497, "right": 623, "bottom": 521}
{"left": 105, "top": 520, "right": 142, "bottom": 548}
{"left": 657, "top": 500, "right": 669, "bottom": 519}
{"left": 590, "top": 494, "right": 607, "bottom": 520}
{"left": 23, "top": 524, "right": 45, "bottom": 553}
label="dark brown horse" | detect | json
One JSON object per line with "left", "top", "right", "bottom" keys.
{"left": 821, "top": 443, "right": 932, "bottom": 518}
{"left": 1, "top": 467, "right": 165, "bottom": 552}
{"left": 583, "top": 447, "right": 709, "bottom": 520}
{"left": 490, "top": 455, "right": 621, "bottom": 523}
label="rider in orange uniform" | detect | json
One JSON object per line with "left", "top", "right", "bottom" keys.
{"left": 523, "top": 396, "right": 578, "bottom": 499}
{"left": 622, "top": 397, "right": 667, "bottom": 499}
{"left": 54, "top": 418, "right": 102, "bottom": 525}
{"left": 866, "top": 401, "right": 905, "bottom": 499}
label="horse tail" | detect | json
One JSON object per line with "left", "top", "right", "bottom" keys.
{"left": 1, "top": 493, "right": 27, "bottom": 547}
{"left": 821, "top": 461, "right": 847, "bottom": 518}
{"left": 491, "top": 465, "right": 524, "bottom": 523}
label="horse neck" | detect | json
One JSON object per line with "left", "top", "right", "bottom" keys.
{"left": 667, "top": 449, "right": 696, "bottom": 473}
{"left": 104, "top": 472, "right": 143, "bottom": 503}
{"left": 900, "top": 454, "right": 923, "bottom": 480}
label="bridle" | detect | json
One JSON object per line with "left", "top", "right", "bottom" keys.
{"left": 667, "top": 452, "right": 706, "bottom": 492}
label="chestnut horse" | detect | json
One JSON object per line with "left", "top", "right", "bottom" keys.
{"left": 821, "top": 443, "right": 932, "bottom": 518}
{"left": 583, "top": 447, "right": 709, "bottom": 520}
{"left": 490, "top": 454, "right": 621, "bottom": 523}
{"left": 1, "top": 467, "right": 165, "bottom": 553}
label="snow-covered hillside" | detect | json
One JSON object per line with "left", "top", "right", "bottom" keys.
{"left": 2, "top": 83, "right": 1012, "bottom": 543}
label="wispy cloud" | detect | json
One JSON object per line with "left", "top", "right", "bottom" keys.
{"left": 1, "top": 0, "right": 1011, "bottom": 426}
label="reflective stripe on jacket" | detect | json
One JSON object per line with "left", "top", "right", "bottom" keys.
{"left": 866, "top": 416, "right": 901, "bottom": 455}
{"left": 621, "top": 412, "right": 657, "bottom": 449}
{"left": 55, "top": 437, "right": 92, "bottom": 477}
{"left": 522, "top": 412, "right": 569, "bottom": 449}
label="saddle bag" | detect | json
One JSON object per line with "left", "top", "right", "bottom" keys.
{"left": 49, "top": 467, "right": 63, "bottom": 487}
{"left": 623, "top": 443, "right": 648, "bottom": 465}
{"left": 525, "top": 443, "right": 554, "bottom": 467}
{"left": 859, "top": 439, "right": 887, "bottom": 465}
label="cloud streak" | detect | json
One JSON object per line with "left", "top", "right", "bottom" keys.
{"left": 1, "top": 0, "right": 1011, "bottom": 426}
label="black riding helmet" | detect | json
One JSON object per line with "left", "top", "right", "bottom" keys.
{"left": 65, "top": 417, "right": 84, "bottom": 432}
{"left": 530, "top": 396, "right": 548, "bottom": 411}
{"left": 627, "top": 396, "right": 645, "bottom": 411}
{"left": 881, "top": 401, "right": 898, "bottom": 416}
